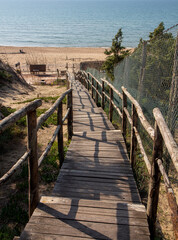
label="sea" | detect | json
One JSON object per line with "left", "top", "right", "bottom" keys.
{"left": 0, "top": 0, "right": 177, "bottom": 48}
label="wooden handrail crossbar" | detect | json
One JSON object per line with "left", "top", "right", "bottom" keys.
{"left": 0, "top": 99, "right": 42, "bottom": 133}
{"left": 76, "top": 70, "right": 178, "bottom": 239}
{"left": 153, "top": 108, "right": 178, "bottom": 172}
{"left": 0, "top": 87, "right": 73, "bottom": 217}
{"left": 121, "top": 86, "right": 154, "bottom": 140}
{"left": 37, "top": 89, "right": 72, "bottom": 130}
{"left": 38, "top": 125, "right": 61, "bottom": 167}
{"left": 0, "top": 150, "right": 31, "bottom": 185}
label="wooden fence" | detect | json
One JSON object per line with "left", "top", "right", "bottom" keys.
{"left": 0, "top": 87, "right": 73, "bottom": 217}
{"left": 76, "top": 70, "right": 178, "bottom": 240}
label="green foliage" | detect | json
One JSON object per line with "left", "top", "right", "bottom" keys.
{"left": 149, "top": 22, "right": 173, "bottom": 40}
{"left": 40, "top": 141, "right": 59, "bottom": 183}
{"left": 17, "top": 96, "right": 60, "bottom": 104}
{"left": 0, "top": 200, "right": 28, "bottom": 225}
{"left": 0, "top": 70, "right": 12, "bottom": 82}
{"left": 0, "top": 164, "right": 29, "bottom": 240}
{"left": 102, "top": 29, "right": 129, "bottom": 81}
{"left": 143, "top": 22, "right": 175, "bottom": 115}
{"left": 0, "top": 225, "right": 20, "bottom": 240}
{"left": 37, "top": 108, "right": 57, "bottom": 127}
{"left": 0, "top": 106, "right": 26, "bottom": 154}
{"left": 40, "top": 140, "right": 69, "bottom": 184}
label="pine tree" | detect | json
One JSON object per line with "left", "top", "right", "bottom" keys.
{"left": 102, "top": 29, "right": 129, "bottom": 81}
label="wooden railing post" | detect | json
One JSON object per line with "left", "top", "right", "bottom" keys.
{"left": 66, "top": 72, "right": 70, "bottom": 89}
{"left": 72, "top": 64, "right": 75, "bottom": 73}
{"left": 85, "top": 74, "right": 87, "bottom": 89}
{"left": 147, "top": 122, "right": 163, "bottom": 239}
{"left": 27, "top": 109, "right": 38, "bottom": 217}
{"left": 130, "top": 104, "right": 138, "bottom": 167}
{"left": 122, "top": 90, "right": 127, "bottom": 141}
{"left": 101, "top": 80, "right": 105, "bottom": 109}
{"left": 87, "top": 73, "right": 90, "bottom": 91}
{"left": 109, "top": 87, "right": 113, "bottom": 122}
{"left": 92, "top": 77, "right": 94, "bottom": 99}
{"left": 138, "top": 41, "right": 147, "bottom": 102}
{"left": 57, "top": 102, "right": 64, "bottom": 168}
{"left": 67, "top": 90, "right": 73, "bottom": 140}
{"left": 96, "top": 82, "right": 99, "bottom": 106}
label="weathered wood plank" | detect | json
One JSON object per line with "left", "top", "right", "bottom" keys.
{"left": 20, "top": 76, "right": 150, "bottom": 240}
{"left": 41, "top": 196, "right": 145, "bottom": 211}
{"left": 56, "top": 175, "right": 137, "bottom": 186}
{"left": 54, "top": 178, "right": 138, "bottom": 191}
{"left": 32, "top": 203, "right": 147, "bottom": 226}
{"left": 60, "top": 168, "right": 134, "bottom": 178}
{"left": 22, "top": 220, "right": 150, "bottom": 240}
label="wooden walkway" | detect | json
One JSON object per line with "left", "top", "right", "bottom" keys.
{"left": 20, "top": 77, "right": 150, "bottom": 239}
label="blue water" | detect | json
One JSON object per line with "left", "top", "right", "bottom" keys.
{"left": 0, "top": 0, "right": 177, "bottom": 47}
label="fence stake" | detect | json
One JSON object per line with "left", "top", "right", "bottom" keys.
{"left": 130, "top": 104, "right": 138, "bottom": 167}
{"left": 96, "top": 82, "right": 99, "bottom": 106}
{"left": 92, "top": 77, "right": 94, "bottom": 99}
{"left": 66, "top": 72, "right": 69, "bottom": 89}
{"left": 87, "top": 73, "right": 90, "bottom": 91}
{"left": 109, "top": 87, "right": 113, "bottom": 122}
{"left": 67, "top": 90, "right": 73, "bottom": 140}
{"left": 147, "top": 122, "right": 163, "bottom": 239}
{"left": 168, "top": 33, "right": 178, "bottom": 138}
{"left": 101, "top": 80, "right": 105, "bottom": 109}
{"left": 122, "top": 90, "right": 127, "bottom": 141}
{"left": 58, "top": 102, "right": 64, "bottom": 168}
{"left": 27, "top": 110, "right": 38, "bottom": 217}
{"left": 138, "top": 41, "right": 147, "bottom": 102}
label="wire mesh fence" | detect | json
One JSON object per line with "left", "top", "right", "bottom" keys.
{"left": 85, "top": 26, "right": 178, "bottom": 239}
{"left": 87, "top": 26, "right": 177, "bottom": 141}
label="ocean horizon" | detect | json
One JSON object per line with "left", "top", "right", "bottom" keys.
{"left": 0, "top": 0, "right": 177, "bottom": 48}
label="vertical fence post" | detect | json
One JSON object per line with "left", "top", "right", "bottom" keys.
{"left": 109, "top": 87, "right": 113, "bottom": 122}
{"left": 96, "top": 82, "right": 99, "bottom": 106}
{"left": 168, "top": 33, "right": 178, "bottom": 138}
{"left": 130, "top": 104, "right": 138, "bottom": 167}
{"left": 101, "top": 80, "right": 105, "bottom": 109}
{"left": 66, "top": 72, "right": 70, "bottom": 90}
{"left": 66, "top": 62, "right": 68, "bottom": 71}
{"left": 138, "top": 41, "right": 147, "bottom": 102}
{"left": 67, "top": 90, "right": 73, "bottom": 140}
{"left": 92, "top": 77, "right": 94, "bottom": 99}
{"left": 85, "top": 74, "right": 87, "bottom": 89}
{"left": 147, "top": 122, "right": 163, "bottom": 239}
{"left": 58, "top": 102, "right": 64, "bottom": 168}
{"left": 122, "top": 90, "right": 127, "bottom": 141}
{"left": 57, "top": 69, "right": 59, "bottom": 79}
{"left": 79, "top": 72, "right": 82, "bottom": 84}
{"left": 27, "top": 109, "right": 38, "bottom": 217}
{"left": 87, "top": 73, "right": 90, "bottom": 91}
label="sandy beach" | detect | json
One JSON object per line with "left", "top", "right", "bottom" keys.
{"left": 0, "top": 46, "right": 107, "bottom": 107}
{"left": 0, "top": 46, "right": 106, "bottom": 71}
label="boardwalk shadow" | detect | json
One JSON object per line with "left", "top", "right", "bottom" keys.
{"left": 36, "top": 201, "right": 112, "bottom": 239}
{"left": 53, "top": 129, "right": 142, "bottom": 239}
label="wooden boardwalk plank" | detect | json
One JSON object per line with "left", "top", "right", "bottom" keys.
{"left": 20, "top": 76, "right": 150, "bottom": 240}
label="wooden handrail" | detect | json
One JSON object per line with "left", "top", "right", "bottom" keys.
{"left": 122, "top": 86, "right": 154, "bottom": 140}
{"left": 0, "top": 99, "right": 42, "bottom": 133}
{"left": 77, "top": 69, "right": 177, "bottom": 239}
{"left": 37, "top": 89, "right": 72, "bottom": 130}
{"left": 0, "top": 87, "right": 73, "bottom": 217}
{"left": 102, "top": 78, "right": 123, "bottom": 100}
{"left": 0, "top": 151, "right": 31, "bottom": 185}
{"left": 153, "top": 108, "right": 178, "bottom": 172}
{"left": 38, "top": 125, "right": 61, "bottom": 167}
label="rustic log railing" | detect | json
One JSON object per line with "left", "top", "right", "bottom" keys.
{"left": 0, "top": 87, "right": 73, "bottom": 216}
{"left": 76, "top": 70, "right": 178, "bottom": 240}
